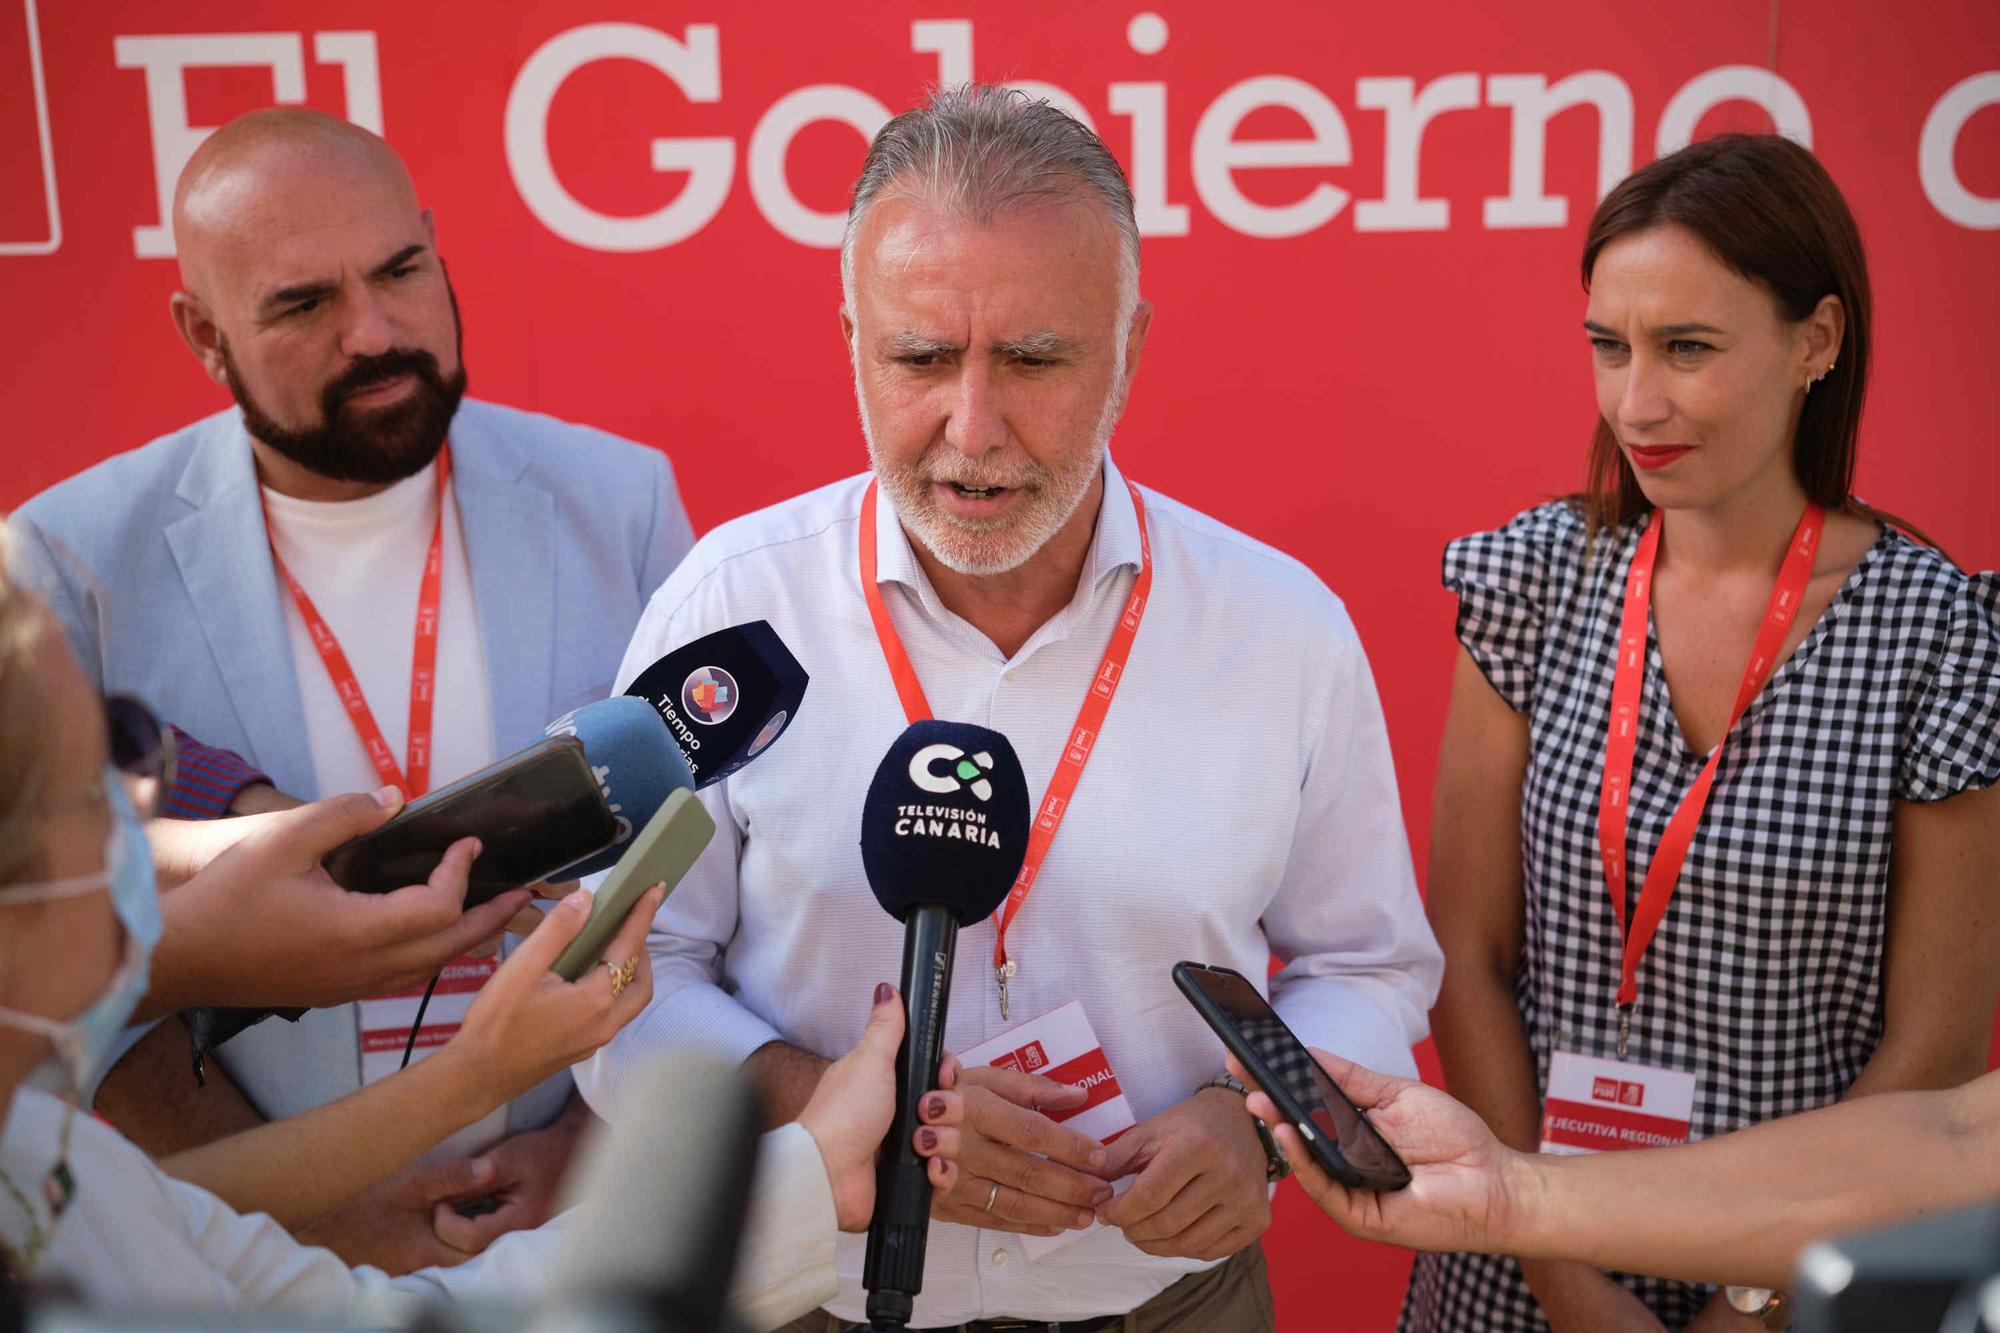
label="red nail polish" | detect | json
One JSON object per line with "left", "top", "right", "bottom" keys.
{"left": 923, "top": 1095, "right": 944, "bottom": 1119}
{"left": 874, "top": 981, "right": 894, "bottom": 1005}
{"left": 918, "top": 1128, "right": 937, "bottom": 1151}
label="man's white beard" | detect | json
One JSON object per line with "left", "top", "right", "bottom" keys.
{"left": 859, "top": 375, "right": 1124, "bottom": 578}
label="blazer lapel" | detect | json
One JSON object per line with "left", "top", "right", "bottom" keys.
{"left": 451, "top": 418, "right": 556, "bottom": 755}
{"left": 163, "top": 417, "right": 320, "bottom": 795}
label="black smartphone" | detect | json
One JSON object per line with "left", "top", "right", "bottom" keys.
{"left": 321, "top": 736, "right": 619, "bottom": 907}
{"left": 1173, "top": 960, "right": 1412, "bottom": 1191}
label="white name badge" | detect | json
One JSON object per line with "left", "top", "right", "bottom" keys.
{"left": 958, "top": 999, "right": 1136, "bottom": 1259}
{"left": 1539, "top": 1049, "right": 1697, "bottom": 1156}
{"left": 356, "top": 954, "right": 499, "bottom": 1087}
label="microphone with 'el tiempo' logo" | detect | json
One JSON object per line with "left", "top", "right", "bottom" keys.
{"left": 860, "top": 721, "right": 1029, "bottom": 1330}
{"left": 621, "top": 620, "right": 808, "bottom": 788}
{"left": 540, "top": 695, "right": 695, "bottom": 879}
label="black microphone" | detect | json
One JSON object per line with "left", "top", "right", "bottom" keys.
{"left": 622, "top": 620, "right": 809, "bottom": 789}
{"left": 860, "top": 721, "right": 1030, "bottom": 1330}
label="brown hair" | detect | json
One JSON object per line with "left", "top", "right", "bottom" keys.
{"left": 1575, "top": 134, "right": 1932, "bottom": 546}
{"left": 0, "top": 523, "right": 58, "bottom": 885}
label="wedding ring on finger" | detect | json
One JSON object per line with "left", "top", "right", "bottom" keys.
{"left": 984, "top": 1181, "right": 1000, "bottom": 1213}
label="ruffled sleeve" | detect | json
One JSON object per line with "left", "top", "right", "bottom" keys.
{"left": 1441, "top": 501, "right": 1585, "bottom": 714}
{"left": 1899, "top": 569, "right": 2000, "bottom": 802}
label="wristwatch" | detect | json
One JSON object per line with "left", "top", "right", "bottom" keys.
{"left": 1724, "top": 1285, "right": 1790, "bottom": 1330}
{"left": 1203, "top": 1074, "right": 1290, "bottom": 1181}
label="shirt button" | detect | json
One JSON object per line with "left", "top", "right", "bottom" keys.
{"left": 991, "top": 1248, "right": 1010, "bottom": 1267}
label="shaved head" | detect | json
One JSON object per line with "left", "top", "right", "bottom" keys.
{"left": 173, "top": 108, "right": 416, "bottom": 299}
{"left": 165, "top": 108, "right": 466, "bottom": 496}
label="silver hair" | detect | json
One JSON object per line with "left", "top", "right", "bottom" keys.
{"left": 840, "top": 83, "right": 1140, "bottom": 321}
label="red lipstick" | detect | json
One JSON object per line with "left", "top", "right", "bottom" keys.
{"left": 1627, "top": 444, "right": 1694, "bottom": 471}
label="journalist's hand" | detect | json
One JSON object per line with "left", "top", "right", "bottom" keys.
{"left": 796, "top": 983, "right": 965, "bottom": 1232}
{"left": 434, "top": 882, "right": 664, "bottom": 1106}
{"left": 148, "top": 790, "right": 531, "bottom": 1012}
{"left": 1231, "top": 1048, "right": 1530, "bottom": 1257}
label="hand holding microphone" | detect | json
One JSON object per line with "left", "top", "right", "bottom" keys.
{"left": 174, "top": 622, "right": 807, "bottom": 1052}
{"left": 320, "top": 617, "right": 810, "bottom": 899}
{"left": 799, "top": 985, "right": 962, "bottom": 1233}
{"left": 860, "top": 720, "right": 1111, "bottom": 1328}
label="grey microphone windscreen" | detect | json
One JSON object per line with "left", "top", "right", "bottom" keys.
{"left": 537, "top": 1055, "right": 762, "bottom": 1333}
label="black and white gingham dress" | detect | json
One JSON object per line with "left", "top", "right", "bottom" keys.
{"left": 1401, "top": 501, "right": 2000, "bottom": 1332}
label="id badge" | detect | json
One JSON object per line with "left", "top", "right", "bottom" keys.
{"left": 957, "top": 999, "right": 1136, "bottom": 1259}
{"left": 1540, "top": 1045, "right": 1697, "bottom": 1156}
{"left": 355, "top": 954, "right": 499, "bottom": 1086}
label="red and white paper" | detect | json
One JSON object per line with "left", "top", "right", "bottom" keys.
{"left": 1539, "top": 1049, "right": 1696, "bottom": 1156}
{"left": 356, "top": 954, "right": 498, "bottom": 1086}
{"left": 959, "top": 999, "right": 1135, "bottom": 1258}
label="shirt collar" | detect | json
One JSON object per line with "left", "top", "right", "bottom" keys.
{"left": 871, "top": 451, "right": 1143, "bottom": 595}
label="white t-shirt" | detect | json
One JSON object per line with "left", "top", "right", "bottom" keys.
{"left": 213, "top": 459, "right": 567, "bottom": 1159}
{"left": 265, "top": 458, "right": 494, "bottom": 801}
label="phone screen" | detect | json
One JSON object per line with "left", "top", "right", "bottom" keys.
{"left": 1178, "top": 962, "right": 1410, "bottom": 1190}
{"left": 322, "top": 737, "right": 618, "bottom": 905}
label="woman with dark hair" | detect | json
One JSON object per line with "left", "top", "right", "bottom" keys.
{"left": 1406, "top": 134, "right": 2000, "bottom": 1331}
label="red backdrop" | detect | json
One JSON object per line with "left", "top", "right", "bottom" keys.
{"left": 4, "top": 2, "right": 1997, "bottom": 1324}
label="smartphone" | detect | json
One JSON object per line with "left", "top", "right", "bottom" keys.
{"left": 1173, "top": 960, "right": 1412, "bottom": 1191}
{"left": 322, "top": 736, "right": 619, "bottom": 907}
{"left": 551, "top": 788, "right": 716, "bottom": 981}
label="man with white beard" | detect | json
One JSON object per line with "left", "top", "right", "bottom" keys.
{"left": 576, "top": 84, "right": 1442, "bottom": 1331}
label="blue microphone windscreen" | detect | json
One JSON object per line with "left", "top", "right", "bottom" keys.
{"left": 546, "top": 696, "right": 695, "bottom": 878}
{"left": 860, "top": 721, "right": 1029, "bottom": 924}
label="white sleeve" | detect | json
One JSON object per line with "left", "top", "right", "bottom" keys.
{"left": 729, "top": 1122, "right": 842, "bottom": 1329}
{"left": 164, "top": 1172, "right": 378, "bottom": 1311}
{"left": 162, "top": 1163, "right": 558, "bottom": 1315}
{"left": 1264, "top": 609, "right": 1444, "bottom": 1080}
{"left": 377, "top": 1124, "right": 839, "bottom": 1329}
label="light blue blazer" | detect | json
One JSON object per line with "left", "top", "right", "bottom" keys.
{"left": 11, "top": 399, "right": 695, "bottom": 799}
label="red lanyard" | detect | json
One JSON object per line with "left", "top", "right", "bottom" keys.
{"left": 263, "top": 448, "right": 452, "bottom": 799}
{"left": 860, "top": 478, "right": 1153, "bottom": 1018}
{"left": 1598, "top": 503, "right": 1824, "bottom": 1032}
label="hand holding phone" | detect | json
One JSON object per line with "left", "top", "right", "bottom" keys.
{"left": 551, "top": 788, "right": 717, "bottom": 981}
{"left": 321, "top": 737, "right": 619, "bottom": 908}
{"left": 1173, "top": 961, "right": 1412, "bottom": 1192}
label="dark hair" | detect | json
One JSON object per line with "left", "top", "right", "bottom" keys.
{"left": 1575, "top": 134, "right": 1927, "bottom": 544}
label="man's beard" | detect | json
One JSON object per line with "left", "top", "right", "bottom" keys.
{"left": 222, "top": 281, "right": 468, "bottom": 488}
{"left": 861, "top": 378, "right": 1123, "bottom": 578}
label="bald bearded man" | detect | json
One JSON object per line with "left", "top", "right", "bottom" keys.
{"left": 9, "top": 109, "right": 694, "bottom": 1270}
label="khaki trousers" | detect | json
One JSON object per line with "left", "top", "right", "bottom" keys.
{"left": 771, "top": 1242, "right": 1275, "bottom": 1332}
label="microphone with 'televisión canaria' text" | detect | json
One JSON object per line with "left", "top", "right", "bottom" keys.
{"left": 860, "top": 721, "right": 1031, "bottom": 1331}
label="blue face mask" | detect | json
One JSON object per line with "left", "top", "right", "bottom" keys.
{"left": 0, "top": 769, "right": 161, "bottom": 1103}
